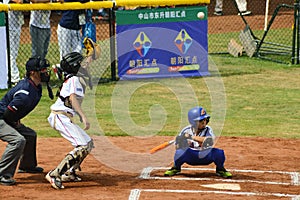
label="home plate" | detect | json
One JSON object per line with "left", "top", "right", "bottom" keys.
{"left": 200, "top": 183, "right": 241, "bottom": 190}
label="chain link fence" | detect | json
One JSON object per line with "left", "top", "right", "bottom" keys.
{"left": 2, "top": 0, "right": 296, "bottom": 86}
{"left": 207, "top": 0, "right": 295, "bottom": 64}
{"left": 7, "top": 9, "right": 113, "bottom": 87}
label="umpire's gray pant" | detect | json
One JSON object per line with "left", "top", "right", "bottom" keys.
{"left": 0, "top": 120, "right": 26, "bottom": 178}
{"left": 16, "top": 124, "right": 38, "bottom": 170}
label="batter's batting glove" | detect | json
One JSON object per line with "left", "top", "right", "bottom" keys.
{"left": 201, "top": 137, "right": 214, "bottom": 150}
{"left": 175, "top": 133, "right": 192, "bottom": 149}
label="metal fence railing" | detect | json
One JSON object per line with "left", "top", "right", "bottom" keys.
{"left": 0, "top": 0, "right": 297, "bottom": 87}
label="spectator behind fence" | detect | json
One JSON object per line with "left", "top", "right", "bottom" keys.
{"left": 214, "top": 0, "right": 251, "bottom": 16}
{"left": 4, "top": 0, "right": 24, "bottom": 85}
{"left": 29, "top": 0, "right": 62, "bottom": 59}
{"left": 57, "top": 0, "right": 89, "bottom": 60}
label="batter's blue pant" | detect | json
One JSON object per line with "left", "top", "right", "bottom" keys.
{"left": 173, "top": 148, "right": 226, "bottom": 170}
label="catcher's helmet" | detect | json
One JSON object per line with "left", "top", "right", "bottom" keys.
{"left": 60, "top": 52, "right": 84, "bottom": 74}
{"left": 188, "top": 106, "right": 210, "bottom": 127}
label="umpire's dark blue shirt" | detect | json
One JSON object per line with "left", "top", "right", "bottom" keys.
{"left": 0, "top": 78, "right": 42, "bottom": 122}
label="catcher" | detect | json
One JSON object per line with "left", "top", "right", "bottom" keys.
{"left": 45, "top": 38, "right": 99, "bottom": 190}
{"left": 164, "top": 106, "right": 232, "bottom": 178}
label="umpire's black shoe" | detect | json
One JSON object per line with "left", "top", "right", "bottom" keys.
{"left": 18, "top": 166, "right": 44, "bottom": 173}
{"left": 0, "top": 176, "right": 16, "bottom": 186}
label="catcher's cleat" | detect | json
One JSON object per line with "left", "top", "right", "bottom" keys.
{"left": 164, "top": 167, "right": 181, "bottom": 176}
{"left": 61, "top": 172, "right": 82, "bottom": 182}
{"left": 45, "top": 171, "right": 64, "bottom": 189}
{"left": 216, "top": 168, "right": 232, "bottom": 179}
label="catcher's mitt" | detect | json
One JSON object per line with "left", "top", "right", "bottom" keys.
{"left": 201, "top": 137, "right": 214, "bottom": 150}
{"left": 83, "top": 37, "right": 101, "bottom": 60}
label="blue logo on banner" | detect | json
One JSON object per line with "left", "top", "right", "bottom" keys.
{"left": 133, "top": 32, "right": 152, "bottom": 57}
{"left": 174, "top": 29, "right": 193, "bottom": 54}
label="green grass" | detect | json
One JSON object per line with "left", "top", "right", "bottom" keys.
{"left": 1, "top": 55, "right": 299, "bottom": 139}
{"left": 212, "top": 55, "right": 300, "bottom": 138}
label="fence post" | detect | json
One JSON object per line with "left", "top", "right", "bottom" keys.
{"left": 0, "top": 12, "right": 9, "bottom": 89}
{"left": 109, "top": 5, "right": 116, "bottom": 81}
{"left": 296, "top": 0, "right": 300, "bottom": 64}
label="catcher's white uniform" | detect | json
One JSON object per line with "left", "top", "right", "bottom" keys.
{"left": 48, "top": 76, "right": 91, "bottom": 147}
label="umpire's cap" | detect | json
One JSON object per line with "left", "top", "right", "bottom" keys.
{"left": 26, "top": 57, "right": 50, "bottom": 72}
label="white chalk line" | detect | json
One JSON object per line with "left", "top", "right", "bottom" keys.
{"left": 129, "top": 189, "right": 141, "bottom": 200}
{"left": 129, "top": 167, "right": 300, "bottom": 200}
{"left": 140, "top": 175, "right": 291, "bottom": 186}
{"left": 139, "top": 167, "right": 300, "bottom": 186}
{"left": 128, "top": 189, "right": 300, "bottom": 200}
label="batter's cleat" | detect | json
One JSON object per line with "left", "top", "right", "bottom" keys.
{"left": 61, "top": 172, "right": 82, "bottom": 182}
{"left": 45, "top": 171, "right": 64, "bottom": 189}
{"left": 216, "top": 168, "right": 232, "bottom": 179}
{"left": 164, "top": 167, "right": 181, "bottom": 176}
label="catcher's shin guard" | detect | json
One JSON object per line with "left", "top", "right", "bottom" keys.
{"left": 50, "top": 142, "right": 93, "bottom": 177}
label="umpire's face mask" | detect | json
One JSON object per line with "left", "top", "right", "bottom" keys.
{"left": 40, "top": 68, "right": 51, "bottom": 83}
{"left": 40, "top": 68, "right": 54, "bottom": 100}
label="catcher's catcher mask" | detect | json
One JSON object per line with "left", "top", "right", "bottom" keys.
{"left": 60, "top": 52, "right": 84, "bottom": 75}
{"left": 60, "top": 52, "right": 93, "bottom": 90}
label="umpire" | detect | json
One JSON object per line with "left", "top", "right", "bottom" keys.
{"left": 0, "top": 57, "right": 52, "bottom": 185}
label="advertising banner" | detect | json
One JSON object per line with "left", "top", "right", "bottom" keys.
{"left": 116, "top": 6, "right": 209, "bottom": 80}
{"left": 0, "top": 12, "right": 8, "bottom": 89}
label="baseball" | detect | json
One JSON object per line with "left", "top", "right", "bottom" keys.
{"left": 197, "top": 12, "right": 205, "bottom": 19}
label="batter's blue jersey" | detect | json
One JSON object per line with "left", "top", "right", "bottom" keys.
{"left": 0, "top": 78, "right": 42, "bottom": 122}
{"left": 176, "top": 125, "right": 215, "bottom": 150}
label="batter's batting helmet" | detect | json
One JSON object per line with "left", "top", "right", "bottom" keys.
{"left": 188, "top": 106, "right": 210, "bottom": 128}
{"left": 60, "top": 52, "right": 84, "bottom": 74}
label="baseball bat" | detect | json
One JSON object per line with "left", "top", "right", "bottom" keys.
{"left": 149, "top": 140, "right": 175, "bottom": 154}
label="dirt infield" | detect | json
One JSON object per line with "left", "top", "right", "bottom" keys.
{"left": 0, "top": 136, "right": 299, "bottom": 200}
{"left": 2, "top": 1, "right": 299, "bottom": 199}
